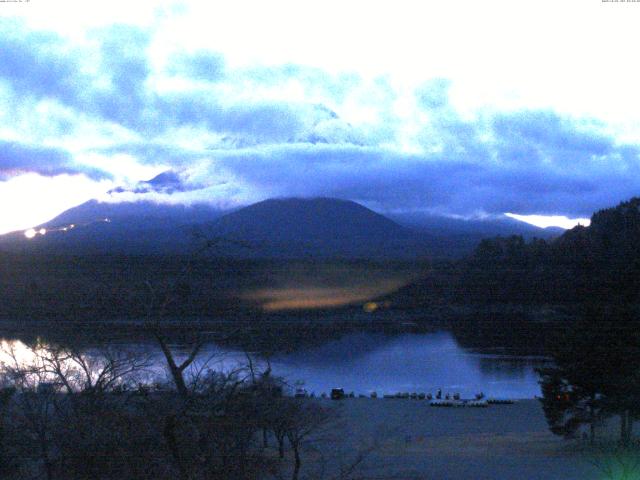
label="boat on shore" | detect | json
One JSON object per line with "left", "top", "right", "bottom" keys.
{"left": 429, "top": 399, "right": 489, "bottom": 407}
{"left": 487, "top": 398, "right": 515, "bottom": 405}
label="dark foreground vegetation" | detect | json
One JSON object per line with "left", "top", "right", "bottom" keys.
{"left": 530, "top": 304, "right": 640, "bottom": 480}
{"left": 538, "top": 306, "right": 640, "bottom": 445}
{"left": 0, "top": 338, "right": 371, "bottom": 480}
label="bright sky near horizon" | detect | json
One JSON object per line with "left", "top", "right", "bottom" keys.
{"left": 0, "top": 0, "right": 638, "bottom": 233}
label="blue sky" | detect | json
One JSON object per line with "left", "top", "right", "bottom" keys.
{"left": 1, "top": 0, "right": 640, "bottom": 233}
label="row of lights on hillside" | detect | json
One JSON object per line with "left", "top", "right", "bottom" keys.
{"left": 23, "top": 218, "right": 111, "bottom": 240}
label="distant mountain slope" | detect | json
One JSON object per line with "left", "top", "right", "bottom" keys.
{"left": 212, "top": 197, "right": 408, "bottom": 242}
{"left": 42, "top": 200, "right": 223, "bottom": 229}
{"left": 201, "top": 197, "right": 430, "bottom": 259}
{"left": 389, "top": 212, "right": 563, "bottom": 239}
{"left": 0, "top": 197, "right": 424, "bottom": 258}
{"left": 0, "top": 200, "right": 224, "bottom": 255}
{"left": 388, "top": 212, "right": 562, "bottom": 259}
{"left": 0, "top": 195, "right": 566, "bottom": 259}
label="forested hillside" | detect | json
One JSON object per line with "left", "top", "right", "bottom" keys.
{"left": 391, "top": 197, "right": 640, "bottom": 308}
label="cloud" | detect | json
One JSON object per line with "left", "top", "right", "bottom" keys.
{"left": 108, "top": 169, "right": 206, "bottom": 195}
{"left": 167, "top": 50, "right": 225, "bottom": 82}
{"left": 0, "top": 21, "right": 89, "bottom": 106}
{"left": 198, "top": 117, "right": 640, "bottom": 219}
{"left": 0, "top": 141, "right": 110, "bottom": 180}
{"left": 0, "top": 21, "right": 154, "bottom": 131}
{"left": 0, "top": 20, "right": 390, "bottom": 145}
{"left": 1, "top": 17, "right": 640, "bottom": 223}
{"left": 492, "top": 111, "right": 614, "bottom": 164}
{"left": 90, "top": 24, "right": 152, "bottom": 127}
{"left": 152, "top": 93, "right": 365, "bottom": 146}
{"left": 417, "top": 78, "right": 452, "bottom": 110}
{"left": 206, "top": 144, "right": 485, "bottom": 211}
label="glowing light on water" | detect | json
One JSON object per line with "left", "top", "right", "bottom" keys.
{"left": 0, "top": 340, "right": 36, "bottom": 365}
{"left": 0, "top": 339, "right": 156, "bottom": 391}
{"left": 363, "top": 302, "right": 379, "bottom": 313}
{"left": 246, "top": 281, "right": 406, "bottom": 311}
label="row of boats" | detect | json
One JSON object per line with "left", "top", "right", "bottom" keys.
{"left": 429, "top": 398, "right": 515, "bottom": 407}
{"left": 295, "top": 388, "right": 515, "bottom": 406}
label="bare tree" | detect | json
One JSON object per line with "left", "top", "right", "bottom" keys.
{"left": 1, "top": 342, "right": 59, "bottom": 480}
{"left": 1, "top": 339, "right": 153, "bottom": 480}
{"left": 0, "top": 384, "right": 16, "bottom": 477}
{"left": 279, "top": 399, "right": 331, "bottom": 480}
{"left": 142, "top": 236, "right": 250, "bottom": 400}
{"left": 2, "top": 338, "right": 150, "bottom": 396}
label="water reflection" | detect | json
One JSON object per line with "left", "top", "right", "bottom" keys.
{"left": 266, "top": 332, "right": 546, "bottom": 398}
{"left": 0, "top": 339, "right": 152, "bottom": 392}
{"left": 0, "top": 331, "right": 548, "bottom": 399}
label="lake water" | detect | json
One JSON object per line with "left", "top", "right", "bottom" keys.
{"left": 0, "top": 329, "right": 548, "bottom": 399}
{"left": 166, "top": 330, "right": 547, "bottom": 399}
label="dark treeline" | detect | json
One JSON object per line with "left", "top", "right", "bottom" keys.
{"left": 442, "top": 197, "right": 640, "bottom": 449}
{"left": 0, "top": 254, "right": 418, "bottom": 321}
{"left": 0, "top": 254, "right": 251, "bottom": 320}
{"left": 392, "top": 197, "right": 640, "bottom": 309}
{"left": 537, "top": 305, "right": 640, "bottom": 446}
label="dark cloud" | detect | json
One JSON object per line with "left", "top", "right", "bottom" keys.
{"left": 493, "top": 111, "right": 614, "bottom": 164}
{"left": 0, "top": 141, "right": 110, "bottom": 180}
{"left": 0, "top": 21, "right": 151, "bottom": 130}
{"left": 91, "top": 25, "right": 152, "bottom": 126}
{"left": 108, "top": 170, "right": 201, "bottom": 195}
{"left": 0, "top": 21, "right": 384, "bottom": 146}
{"left": 96, "top": 142, "right": 203, "bottom": 166}
{"left": 0, "top": 22, "right": 326, "bottom": 143}
{"left": 151, "top": 94, "right": 365, "bottom": 146}
{"left": 210, "top": 144, "right": 483, "bottom": 210}
{"left": 0, "top": 21, "right": 88, "bottom": 106}
{"left": 204, "top": 116, "right": 640, "bottom": 218}
{"left": 92, "top": 98, "right": 640, "bottom": 218}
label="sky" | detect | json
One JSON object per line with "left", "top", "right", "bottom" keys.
{"left": 1, "top": 0, "right": 640, "bottom": 234}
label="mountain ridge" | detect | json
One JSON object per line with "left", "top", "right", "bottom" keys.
{"left": 0, "top": 196, "right": 563, "bottom": 259}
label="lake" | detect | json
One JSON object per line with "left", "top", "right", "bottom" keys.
{"left": 0, "top": 326, "right": 549, "bottom": 399}
{"left": 77, "top": 327, "right": 546, "bottom": 399}
{"left": 264, "top": 331, "right": 547, "bottom": 399}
